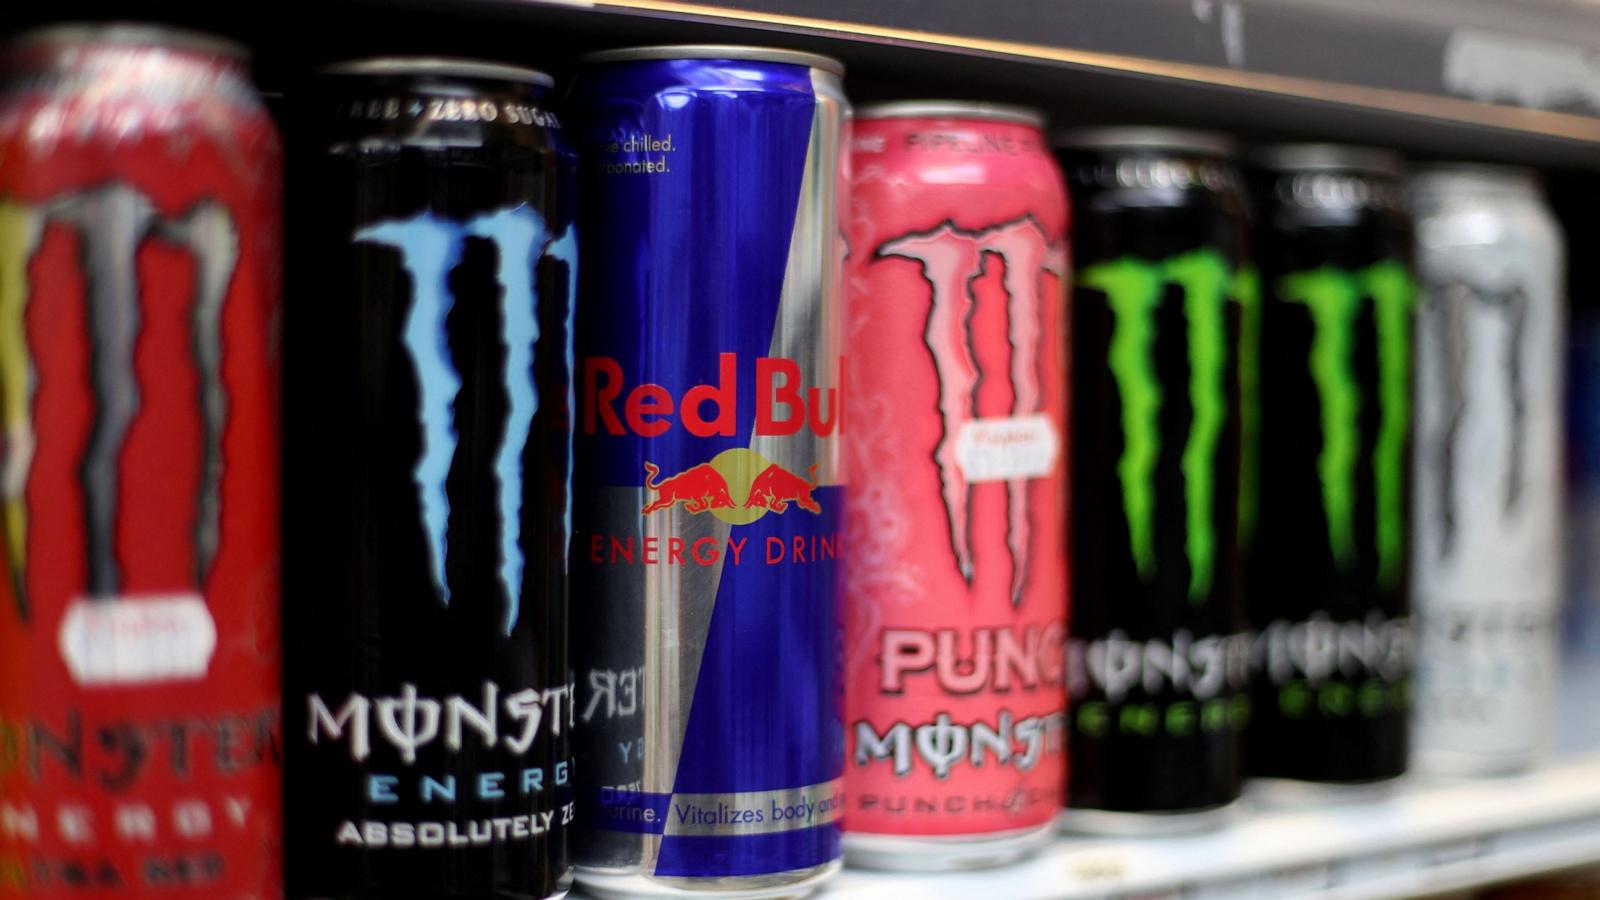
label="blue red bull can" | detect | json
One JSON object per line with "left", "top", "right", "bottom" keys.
{"left": 567, "top": 46, "right": 848, "bottom": 899}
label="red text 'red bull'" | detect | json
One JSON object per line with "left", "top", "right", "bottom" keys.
{"left": 568, "top": 46, "right": 848, "bottom": 900}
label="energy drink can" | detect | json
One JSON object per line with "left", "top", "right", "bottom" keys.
{"left": 843, "top": 102, "right": 1069, "bottom": 870}
{"left": 1054, "top": 128, "right": 1252, "bottom": 831}
{"left": 0, "top": 24, "right": 283, "bottom": 898}
{"left": 1248, "top": 144, "right": 1417, "bottom": 788}
{"left": 1410, "top": 165, "right": 1564, "bottom": 776}
{"left": 282, "top": 58, "right": 577, "bottom": 898}
{"left": 567, "top": 46, "right": 848, "bottom": 899}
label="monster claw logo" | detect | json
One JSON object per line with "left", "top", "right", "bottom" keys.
{"left": 0, "top": 200, "right": 42, "bottom": 620}
{"left": 357, "top": 204, "right": 576, "bottom": 635}
{"left": 1278, "top": 260, "right": 1415, "bottom": 586}
{"left": 58, "top": 187, "right": 156, "bottom": 599}
{"left": 1080, "top": 248, "right": 1239, "bottom": 602}
{"left": 1233, "top": 265, "right": 1262, "bottom": 546}
{"left": 0, "top": 185, "right": 240, "bottom": 619}
{"left": 157, "top": 200, "right": 239, "bottom": 585}
{"left": 876, "top": 215, "right": 1063, "bottom": 606}
{"left": 1424, "top": 280, "right": 1527, "bottom": 559}
{"left": 1428, "top": 281, "right": 1470, "bottom": 556}
{"left": 641, "top": 452, "right": 822, "bottom": 522}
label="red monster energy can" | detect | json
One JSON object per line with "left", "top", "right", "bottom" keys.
{"left": 0, "top": 24, "right": 282, "bottom": 898}
{"left": 843, "top": 102, "right": 1070, "bottom": 870}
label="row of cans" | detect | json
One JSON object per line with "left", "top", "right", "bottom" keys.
{"left": 1060, "top": 136, "right": 1564, "bottom": 824}
{"left": 0, "top": 22, "right": 1567, "bottom": 900}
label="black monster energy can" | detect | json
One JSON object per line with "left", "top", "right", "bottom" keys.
{"left": 282, "top": 59, "right": 578, "bottom": 898}
{"left": 1248, "top": 144, "right": 1416, "bottom": 789}
{"left": 1055, "top": 128, "right": 1252, "bottom": 832}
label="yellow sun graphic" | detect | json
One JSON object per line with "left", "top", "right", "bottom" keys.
{"left": 705, "top": 448, "right": 774, "bottom": 525}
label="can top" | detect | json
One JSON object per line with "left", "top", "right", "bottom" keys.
{"left": 1411, "top": 163, "right": 1542, "bottom": 198}
{"left": 855, "top": 100, "right": 1045, "bottom": 127}
{"left": 578, "top": 44, "right": 845, "bottom": 76}
{"left": 1254, "top": 143, "right": 1404, "bottom": 176}
{"left": 1054, "top": 126, "right": 1234, "bottom": 157}
{"left": 321, "top": 57, "right": 554, "bottom": 87}
{"left": 5, "top": 21, "right": 248, "bottom": 63}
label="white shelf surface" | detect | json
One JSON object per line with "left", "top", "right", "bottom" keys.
{"left": 823, "top": 755, "right": 1600, "bottom": 899}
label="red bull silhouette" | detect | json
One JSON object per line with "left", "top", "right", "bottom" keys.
{"left": 745, "top": 463, "right": 822, "bottom": 515}
{"left": 641, "top": 461, "right": 738, "bottom": 515}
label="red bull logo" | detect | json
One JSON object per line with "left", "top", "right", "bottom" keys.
{"left": 641, "top": 449, "right": 822, "bottom": 521}
{"left": 585, "top": 445, "right": 838, "bottom": 569}
{"left": 745, "top": 463, "right": 822, "bottom": 515}
{"left": 581, "top": 353, "right": 843, "bottom": 439}
{"left": 640, "top": 462, "right": 738, "bottom": 515}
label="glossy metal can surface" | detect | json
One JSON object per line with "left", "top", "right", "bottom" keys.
{"left": 568, "top": 47, "right": 847, "bottom": 899}
{"left": 282, "top": 59, "right": 576, "bottom": 899}
{"left": 1410, "top": 165, "right": 1564, "bottom": 776}
{"left": 842, "top": 102, "right": 1069, "bottom": 870}
{"left": 1248, "top": 145, "right": 1417, "bottom": 785}
{"left": 1055, "top": 128, "right": 1251, "bottom": 824}
{"left": 0, "top": 24, "right": 282, "bottom": 898}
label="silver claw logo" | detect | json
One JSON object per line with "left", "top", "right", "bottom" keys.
{"left": 357, "top": 205, "right": 576, "bottom": 635}
{"left": 875, "top": 215, "right": 1065, "bottom": 606}
{"left": 0, "top": 185, "right": 239, "bottom": 621}
{"left": 1423, "top": 280, "right": 1527, "bottom": 559}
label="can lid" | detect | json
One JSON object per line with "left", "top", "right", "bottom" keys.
{"left": 1053, "top": 126, "right": 1234, "bottom": 157}
{"left": 1411, "top": 162, "right": 1542, "bottom": 197}
{"left": 578, "top": 45, "right": 845, "bottom": 76}
{"left": 321, "top": 57, "right": 555, "bottom": 88}
{"left": 1253, "top": 143, "right": 1404, "bottom": 176}
{"left": 5, "top": 22, "right": 248, "bottom": 63}
{"left": 855, "top": 101, "right": 1045, "bottom": 127}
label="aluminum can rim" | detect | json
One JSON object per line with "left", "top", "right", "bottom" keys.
{"left": 5, "top": 21, "right": 248, "bottom": 63}
{"left": 1054, "top": 126, "right": 1235, "bottom": 157}
{"left": 855, "top": 100, "right": 1045, "bottom": 127}
{"left": 320, "top": 56, "right": 554, "bottom": 87}
{"left": 578, "top": 44, "right": 844, "bottom": 75}
{"left": 1410, "top": 162, "right": 1543, "bottom": 197}
{"left": 1253, "top": 143, "right": 1405, "bottom": 176}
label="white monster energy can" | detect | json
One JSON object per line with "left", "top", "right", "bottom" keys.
{"left": 1411, "top": 165, "right": 1565, "bottom": 776}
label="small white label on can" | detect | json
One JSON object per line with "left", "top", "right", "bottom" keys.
{"left": 58, "top": 594, "right": 217, "bottom": 686}
{"left": 954, "top": 414, "right": 1060, "bottom": 483}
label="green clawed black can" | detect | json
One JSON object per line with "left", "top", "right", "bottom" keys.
{"left": 1246, "top": 144, "right": 1416, "bottom": 789}
{"left": 1055, "top": 128, "right": 1252, "bottom": 832}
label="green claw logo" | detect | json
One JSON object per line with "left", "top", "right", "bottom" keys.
{"left": 1278, "top": 260, "right": 1415, "bottom": 588}
{"left": 1232, "top": 266, "right": 1261, "bottom": 547}
{"left": 1081, "top": 249, "right": 1245, "bottom": 602}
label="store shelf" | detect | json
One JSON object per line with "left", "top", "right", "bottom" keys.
{"left": 415, "top": 0, "right": 1600, "bottom": 166}
{"left": 19, "top": 0, "right": 1600, "bottom": 164}
{"left": 543, "top": 0, "right": 1600, "bottom": 119}
{"left": 561, "top": 757, "right": 1600, "bottom": 898}
{"left": 564, "top": 758, "right": 1600, "bottom": 899}
{"left": 821, "top": 756, "right": 1600, "bottom": 899}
